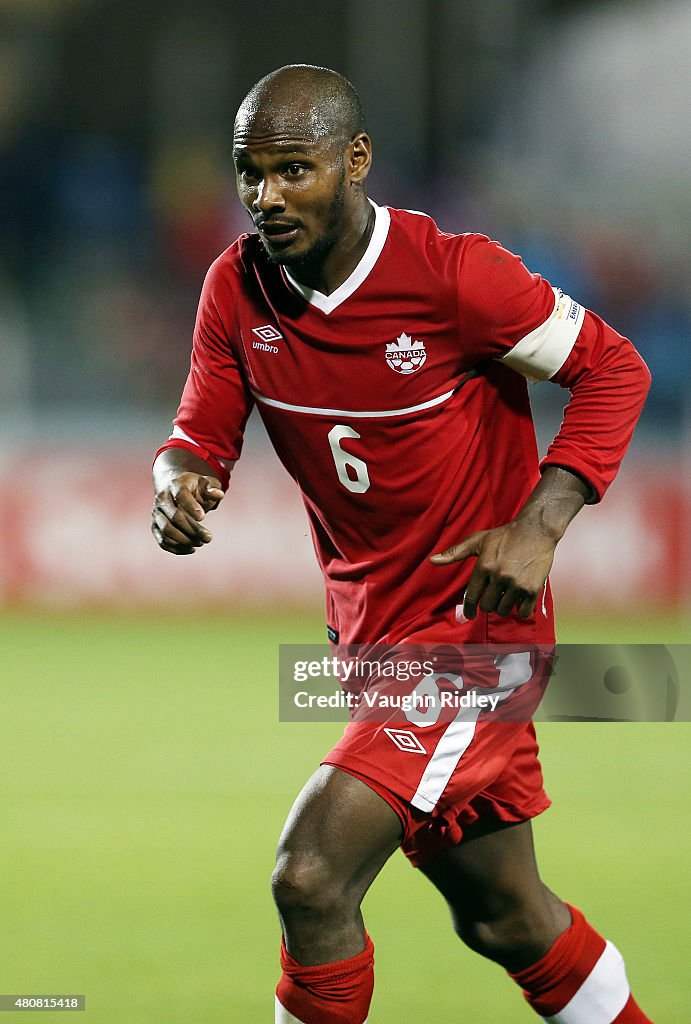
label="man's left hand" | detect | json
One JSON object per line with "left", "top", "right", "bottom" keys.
{"left": 430, "top": 520, "right": 558, "bottom": 619}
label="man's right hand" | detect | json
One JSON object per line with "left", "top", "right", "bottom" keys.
{"left": 151, "top": 472, "right": 225, "bottom": 555}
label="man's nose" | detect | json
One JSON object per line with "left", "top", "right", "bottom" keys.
{"left": 253, "top": 176, "right": 285, "bottom": 214}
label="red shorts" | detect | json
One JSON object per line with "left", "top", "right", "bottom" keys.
{"left": 322, "top": 704, "right": 550, "bottom": 869}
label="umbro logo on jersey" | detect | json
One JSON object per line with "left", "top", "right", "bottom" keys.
{"left": 252, "top": 324, "right": 282, "bottom": 353}
{"left": 385, "top": 332, "right": 426, "bottom": 374}
{"left": 252, "top": 324, "right": 282, "bottom": 343}
{"left": 383, "top": 728, "right": 427, "bottom": 754}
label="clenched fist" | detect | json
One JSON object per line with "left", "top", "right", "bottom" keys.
{"left": 152, "top": 471, "right": 224, "bottom": 555}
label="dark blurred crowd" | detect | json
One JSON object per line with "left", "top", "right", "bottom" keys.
{"left": 0, "top": 122, "right": 246, "bottom": 412}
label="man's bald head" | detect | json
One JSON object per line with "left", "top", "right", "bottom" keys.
{"left": 234, "top": 65, "right": 367, "bottom": 150}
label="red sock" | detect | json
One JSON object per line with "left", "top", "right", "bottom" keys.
{"left": 275, "top": 934, "right": 374, "bottom": 1024}
{"left": 510, "top": 904, "right": 654, "bottom": 1023}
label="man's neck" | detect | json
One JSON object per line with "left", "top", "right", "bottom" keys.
{"left": 289, "top": 199, "right": 375, "bottom": 296}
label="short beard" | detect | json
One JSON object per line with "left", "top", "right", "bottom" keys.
{"left": 268, "top": 166, "right": 347, "bottom": 272}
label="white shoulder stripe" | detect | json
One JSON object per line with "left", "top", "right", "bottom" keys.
{"left": 543, "top": 941, "right": 630, "bottom": 1024}
{"left": 250, "top": 387, "right": 456, "bottom": 419}
{"left": 501, "top": 287, "right": 585, "bottom": 382}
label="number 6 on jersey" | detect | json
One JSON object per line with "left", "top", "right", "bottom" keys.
{"left": 328, "top": 425, "right": 371, "bottom": 494}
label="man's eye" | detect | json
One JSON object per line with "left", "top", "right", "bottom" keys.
{"left": 286, "top": 163, "right": 306, "bottom": 176}
{"left": 239, "top": 168, "right": 260, "bottom": 182}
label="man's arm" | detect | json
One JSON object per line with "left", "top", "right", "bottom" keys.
{"left": 433, "top": 236, "right": 651, "bottom": 617}
{"left": 430, "top": 466, "right": 589, "bottom": 619}
{"left": 151, "top": 255, "right": 254, "bottom": 555}
{"left": 151, "top": 448, "right": 227, "bottom": 555}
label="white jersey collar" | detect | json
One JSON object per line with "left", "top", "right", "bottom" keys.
{"left": 283, "top": 200, "right": 390, "bottom": 314}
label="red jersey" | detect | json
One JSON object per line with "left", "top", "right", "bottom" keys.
{"left": 157, "top": 203, "right": 650, "bottom": 645}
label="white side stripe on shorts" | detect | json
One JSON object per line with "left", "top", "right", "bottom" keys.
{"left": 542, "top": 941, "right": 631, "bottom": 1024}
{"left": 410, "top": 711, "right": 481, "bottom": 812}
{"left": 410, "top": 652, "right": 534, "bottom": 813}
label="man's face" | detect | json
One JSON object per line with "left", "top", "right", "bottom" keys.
{"left": 233, "top": 120, "right": 350, "bottom": 268}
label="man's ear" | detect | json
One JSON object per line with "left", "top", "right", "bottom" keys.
{"left": 348, "top": 133, "right": 372, "bottom": 184}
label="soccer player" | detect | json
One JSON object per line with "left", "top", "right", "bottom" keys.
{"left": 151, "top": 65, "right": 654, "bottom": 1023}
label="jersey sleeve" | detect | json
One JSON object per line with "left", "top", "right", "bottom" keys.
{"left": 540, "top": 310, "right": 651, "bottom": 501}
{"left": 457, "top": 234, "right": 582, "bottom": 377}
{"left": 154, "top": 257, "right": 254, "bottom": 490}
{"left": 457, "top": 234, "right": 651, "bottom": 501}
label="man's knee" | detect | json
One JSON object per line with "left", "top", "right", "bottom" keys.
{"left": 271, "top": 766, "right": 401, "bottom": 925}
{"left": 454, "top": 912, "right": 524, "bottom": 959}
{"left": 272, "top": 850, "right": 350, "bottom": 920}
{"left": 452, "top": 896, "right": 563, "bottom": 967}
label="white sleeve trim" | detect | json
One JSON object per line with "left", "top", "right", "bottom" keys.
{"left": 169, "top": 425, "right": 201, "bottom": 446}
{"left": 500, "top": 287, "right": 585, "bottom": 382}
{"left": 168, "top": 425, "right": 233, "bottom": 469}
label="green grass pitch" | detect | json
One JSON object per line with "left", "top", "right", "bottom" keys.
{"left": 0, "top": 610, "right": 688, "bottom": 1022}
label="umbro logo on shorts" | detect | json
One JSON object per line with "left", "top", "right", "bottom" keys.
{"left": 383, "top": 728, "right": 426, "bottom": 754}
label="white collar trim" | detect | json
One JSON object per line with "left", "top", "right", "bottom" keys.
{"left": 283, "top": 200, "right": 390, "bottom": 314}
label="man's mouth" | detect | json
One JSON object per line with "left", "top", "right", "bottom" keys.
{"left": 258, "top": 221, "right": 301, "bottom": 245}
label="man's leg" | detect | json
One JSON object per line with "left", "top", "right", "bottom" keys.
{"left": 421, "top": 819, "right": 654, "bottom": 1022}
{"left": 273, "top": 764, "right": 403, "bottom": 1024}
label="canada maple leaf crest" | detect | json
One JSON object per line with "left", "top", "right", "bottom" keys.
{"left": 385, "top": 332, "right": 427, "bottom": 374}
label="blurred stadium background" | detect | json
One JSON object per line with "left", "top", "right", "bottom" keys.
{"left": 0, "top": 1, "right": 688, "bottom": 1021}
